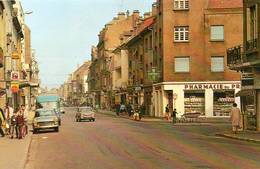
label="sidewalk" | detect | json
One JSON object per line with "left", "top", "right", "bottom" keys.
{"left": 0, "top": 131, "right": 32, "bottom": 169}
{"left": 216, "top": 131, "right": 260, "bottom": 144}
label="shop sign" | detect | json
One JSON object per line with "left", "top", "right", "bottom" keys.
{"left": 184, "top": 83, "right": 240, "bottom": 90}
{"left": 11, "top": 71, "right": 19, "bottom": 80}
{"left": 11, "top": 82, "right": 19, "bottom": 93}
{"left": 12, "top": 52, "right": 20, "bottom": 59}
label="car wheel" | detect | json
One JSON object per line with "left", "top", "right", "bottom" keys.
{"left": 93, "top": 118, "right": 95, "bottom": 122}
{"left": 55, "top": 127, "right": 59, "bottom": 132}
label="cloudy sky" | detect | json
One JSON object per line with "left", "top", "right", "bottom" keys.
{"left": 20, "top": 0, "right": 155, "bottom": 89}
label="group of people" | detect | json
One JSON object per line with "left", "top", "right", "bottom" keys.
{"left": 115, "top": 103, "right": 145, "bottom": 120}
{"left": 165, "top": 102, "right": 242, "bottom": 134}
{"left": 164, "top": 104, "right": 178, "bottom": 123}
{"left": 0, "top": 104, "right": 28, "bottom": 139}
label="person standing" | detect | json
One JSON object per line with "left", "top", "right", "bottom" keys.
{"left": 165, "top": 104, "right": 170, "bottom": 121}
{"left": 16, "top": 106, "right": 25, "bottom": 139}
{"left": 172, "top": 108, "right": 178, "bottom": 124}
{"left": 140, "top": 103, "right": 145, "bottom": 120}
{"left": 4, "top": 103, "right": 14, "bottom": 135}
{"left": 115, "top": 103, "right": 120, "bottom": 116}
{"left": 230, "top": 103, "right": 241, "bottom": 134}
{"left": 10, "top": 110, "right": 18, "bottom": 139}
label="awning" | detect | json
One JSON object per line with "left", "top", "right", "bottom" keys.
{"left": 19, "top": 82, "right": 39, "bottom": 89}
{"left": 0, "top": 88, "right": 6, "bottom": 97}
{"left": 235, "top": 90, "right": 255, "bottom": 97}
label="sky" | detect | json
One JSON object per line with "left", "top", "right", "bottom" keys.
{"left": 20, "top": 0, "right": 155, "bottom": 89}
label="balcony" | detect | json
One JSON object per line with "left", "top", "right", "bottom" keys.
{"left": 227, "top": 39, "right": 260, "bottom": 70}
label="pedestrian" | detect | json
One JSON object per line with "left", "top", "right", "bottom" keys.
{"left": 0, "top": 108, "right": 5, "bottom": 137}
{"left": 10, "top": 110, "right": 18, "bottom": 139}
{"left": 126, "top": 103, "right": 133, "bottom": 117}
{"left": 120, "top": 103, "right": 126, "bottom": 115}
{"left": 115, "top": 103, "right": 120, "bottom": 116}
{"left": 139, "top": 103, "right": 145, "bottom": 120}
{"left": 230, "top": 103, "right": 241, "bottom": 134}
{"left": 165, "top": 104, "right": 170, "bottom": 121}
{"left": 16, "top": 106, "right": 25, "bottom": 139}
{"left": 4, "top": 103, "right": 14, "bottom": 135}
{"left": 172, "top": 108, "right": 178, "bottom": 124}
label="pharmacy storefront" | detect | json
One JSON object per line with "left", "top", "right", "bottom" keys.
{"left": 153, "top": 81, "right": 241, "bottom": 118}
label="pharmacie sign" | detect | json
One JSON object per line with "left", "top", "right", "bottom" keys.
{"left": 184, "top": 83, "right": 240, "bottom": 90}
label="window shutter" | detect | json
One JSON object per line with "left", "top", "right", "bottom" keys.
{"left": 211, "top": 26, "right": 224, "bottom": 40}
{"left": 175, "top": 57, "right": 190, "bottom": 72}
{"left": 211, "top": 57, "right": 224, "bottom": 72}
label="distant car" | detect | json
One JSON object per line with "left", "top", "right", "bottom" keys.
{"left": 75, "top": 107, "right": 95, "bottom": 122}
{"left": 33, "top": 109, "right": 59, "bottom": 133}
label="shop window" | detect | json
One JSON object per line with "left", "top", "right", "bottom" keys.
{"left": 213, "top": 91, "right": 235, "bottom": 116}
{"left": 184, "top": 92, "right": 205, "bottom": 116}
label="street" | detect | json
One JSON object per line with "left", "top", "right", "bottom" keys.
{"left": 24, "top": 108, "right": 260, "bottom": 169}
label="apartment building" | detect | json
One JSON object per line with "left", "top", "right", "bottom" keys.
{"left": 153, "top": 0, "right": 243, "bottom": 118}
{"left": 227, "top": 0, "right": 260, "bottom": 131}
{"left": 92, "top": 11, "right": 141, "bottom": 109}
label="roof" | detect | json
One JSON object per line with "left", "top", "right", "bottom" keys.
{"left": 36, "top": 95, "right": 60, "bottom": 103}
{"left": 125, "top": 16, "right": 154, "bottom": 46}
{"left": 208, "top": 0, "right": 243, "bottom": 9}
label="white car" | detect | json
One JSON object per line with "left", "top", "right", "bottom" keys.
{"left": 75, "top": 107, "right": 95, "bottom": 122}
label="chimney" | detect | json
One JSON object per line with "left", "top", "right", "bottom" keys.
{"left": 117, "top": 12, "right": 125, "bottom": 20}
{"left": 152, "top": 3, "right": 157, "bottom": 16}
{"left": 144, "top": 12, "right": 151, "bottom": 19}
{"left": 132, "top": 10, "right": 140, "bottom": 28}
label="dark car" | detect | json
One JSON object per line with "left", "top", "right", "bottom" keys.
{"left": 75, "top": 107, "right": 95, "bottom": 122}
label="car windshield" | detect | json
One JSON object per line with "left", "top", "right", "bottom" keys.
{"left": 78, "top": 107, "right": 92, "bottom": 113}
{"left": 36, "top": 110, "right": 56, "bottom": 117}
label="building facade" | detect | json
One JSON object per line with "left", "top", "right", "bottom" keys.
{"left": 227, "top": 0, "right": 260, "bottom": 131}
{"left": 90, "top": 11, "right": 141, "bottom": 109}
{"left": 152, "top": 0, "right": 243, "bottom": 118}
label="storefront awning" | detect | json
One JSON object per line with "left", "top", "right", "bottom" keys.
{"left": 0, "top": 88, "right": 6, "bottom": 97}
{"left": 235, "top": 90, "right": 254, "bottom": 97}
{"left": 19, "top": 82, "right": 39, "bottom": 89}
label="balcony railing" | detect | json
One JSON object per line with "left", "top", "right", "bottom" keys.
{"left": 227, "top": 45, "right": 243, "bottom": 65}
{"left": 227, "top": 39, "right": 259, "bottom": 67}
{"left": 245, "top": 38, "right": 258, "bottom": 53}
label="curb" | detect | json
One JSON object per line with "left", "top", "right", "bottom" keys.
{"left": 22, "top": 131, "right": 33, "bottom": 169}
{"left": 215, "top": 133, "right": 260, "bottom": 144}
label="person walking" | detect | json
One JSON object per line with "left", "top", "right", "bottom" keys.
{"left": 115, "top": 103, "right": 120, "bottom": 116}
{"left": 4, "top": 103, "right": 14, "bottom": 135}
{"left": 172, "top": 108, "right": 178, "bottom": 124}
{"left": 165, "top": 104, "right": 170, "bottom": 121}
{"left": 16, "top": 106, "right": 25, "bottom": 139}
{"left": 230, "top": 103, "right": 241, "bottom": 134}
{"left": 10, "top": 110, "right": 18, "bottom": 139}
{"left": 140, "top": 103, "right": 145, "bottom": 120}
{"left": 126, "top": 103, "right": 133, "bottom": 117}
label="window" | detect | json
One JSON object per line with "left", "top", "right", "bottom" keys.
{"left": 211, "top": 26, "right": 224, "bottom": 41}
{"left": 211, "top": 56, "right": 224, "bottom": 72}
{"left": 174, "top": 26, "right": 189, "bottom": 42}
{"left": 175, "top": 57, "right": 190, "bottom": 72}
{"left": 174, "top": 0, "right": 189, "bottom": 10}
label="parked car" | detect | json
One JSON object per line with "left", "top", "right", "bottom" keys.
{"left": 33, "top": 109, "right": 59, "bottom": 133}
{"left": 75, "top": 107, "right": 95, "bottom": 122}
